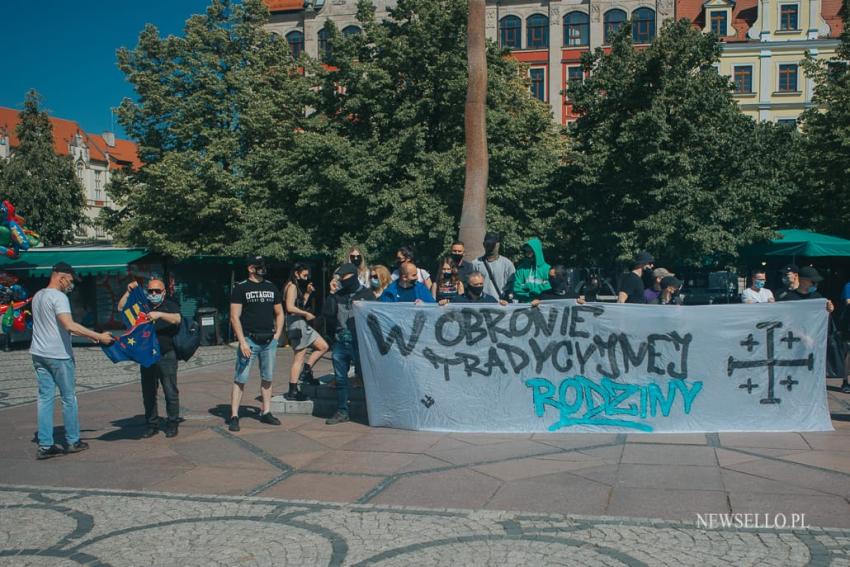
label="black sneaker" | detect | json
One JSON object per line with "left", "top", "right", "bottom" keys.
{"left": 142, "top": 426, "right": 159, "bottom": 438}
{"left": 165, "top": 421, "right": 179, "bottom": 438}
{"left": 283, "top": 390, "right": 307, "bottom": 402}
{"left": 300, "top": 366, "right": 319, "bottom": 386}
{"left": 66, "top": 441, "right": 89, "bottom": 454}
{"left": 228, "top": 416, "right": 240, "bottom": 432}
{"left": 325, "top": 411, "right": 350, "bottom": 425}
{"left": 37, "top": 445, "right": 64, "bottom": 460}
{"left": 259, "top": 412, "right": 281, "bottom": 425}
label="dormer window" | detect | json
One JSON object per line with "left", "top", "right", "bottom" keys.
{"left": 779, "top": 4, "right": 799, "bottom": 30}
{"left": 710, "top": 11, "right": 727, "bottom": 35}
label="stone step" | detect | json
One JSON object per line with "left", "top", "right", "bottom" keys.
{"left": 270, "top": 380, "right": 368, "bottom": 420}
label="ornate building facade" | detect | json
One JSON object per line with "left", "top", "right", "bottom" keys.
{"left": 0, "top": 107, "right": 141, "bottom": 241}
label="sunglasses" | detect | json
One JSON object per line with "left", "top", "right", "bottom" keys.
{"left": 147, "top": 288, "right": 165, "bottom": 293}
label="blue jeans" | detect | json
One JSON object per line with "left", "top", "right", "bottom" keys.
{"left": 33, "top": 355, "right": 80, "bottom": 448}
{"left": 234, "top": 337, "right": 278, "bottom": 384}
{"left": 332, "top": 332, "right": 361, "bottom": 413}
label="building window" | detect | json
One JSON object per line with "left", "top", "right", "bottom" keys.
{"left": 94, "top": 171, "right": 103, "bottom": 199}
{"left": 733, "top": 65, "right": 753, "bottom": 93}
{"left": 318, "top": 28, "right": 331, "bottom": 61}
{"left": 567, "top": 66, "right": 584, "bottom": 85}
{"left": 342, "top": 25, "right": 361, "bottom": 37}
{"left": 564, "top": 11, "right": 589, "bottom": 47}
{"left": 286, "top": 31, "right": 304, "bottom": 59}
{"left": 777, "top": 118, "right": 798, "bottom": 127}
{"left": 778, "top": 64, "right": 798, "bottom": 92}
{"left": 527, "top": 14, "right": 549, "bottom": 48}
{"left": 709, "top": 11, "right": 727, "bottom": 36}
{"left": 603, "top": 10, "right": 627, "bottom": 44}
{"left": 499, "top": 16, "right": 521, "bottom": 49}
{"left": 632, "top": 8, "right": 656, "bottom": 43}
{"left": 530, "top": 68, "right": 546, "bottom": 101}
{"left": 779, "top": 4, "right": 798, "bottom": 30}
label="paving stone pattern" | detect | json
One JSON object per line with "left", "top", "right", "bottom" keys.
{"left": 1, "top": 484, "right": 849, "bottom": 566}
{"left": 0, "top": 345, "right": 236, "bottom": 408}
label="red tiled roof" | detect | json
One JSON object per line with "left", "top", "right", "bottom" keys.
{"left": 263, "top": 0, "right": 303, "bottom": 13}
{"left": 0, "top": 107, "right": 141, "bottom": 171}
{"left": 822, "top": 0, "right": 845, "bottom": 36}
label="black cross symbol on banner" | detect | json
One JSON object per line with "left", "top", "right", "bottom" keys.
{"left": 727, "top": 321, "right": 814, "bottom": 404}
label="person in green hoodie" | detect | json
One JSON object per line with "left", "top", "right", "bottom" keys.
{"left": 513, "top": 237, "right": 551, "bottom": 302}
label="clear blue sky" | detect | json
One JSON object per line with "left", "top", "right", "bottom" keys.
{"left": 1, "top": 0, "right": 214, "bottom": 140}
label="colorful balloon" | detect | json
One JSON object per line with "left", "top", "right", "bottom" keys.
{"left": 0, "top": 201, "right": 39, "bottom": 259}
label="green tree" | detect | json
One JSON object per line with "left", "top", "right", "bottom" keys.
{"left": 311, "top": 0, "right": 566, "bottom": 265}
{"left": 0, "top": 90, "right": 85, "bottom": 245}
{"left": 797, "top": 1, "right": 850, "bottom": 237}
{"left": 563, "top": 20, "right": 799, "bottom": 269}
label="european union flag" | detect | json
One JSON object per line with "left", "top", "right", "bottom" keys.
{"left": 120, "top": 285, "right": 151, "bottom": 328}
{"left": 102, "top": 314, "right": 161, "bottom": 368}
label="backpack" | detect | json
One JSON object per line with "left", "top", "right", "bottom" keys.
{"left": 173, "top": 315, "right": 201, "bottom": 362}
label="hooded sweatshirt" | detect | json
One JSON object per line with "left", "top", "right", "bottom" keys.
{"left": 513, "top": 237, "right": 551, "bottom": 302}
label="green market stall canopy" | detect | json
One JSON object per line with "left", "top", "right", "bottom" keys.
{"left": 0, "top": 247, "right": 150, "bottom": 278}
{"left": 745, "top": 229, "right": 850, "bottom": 258}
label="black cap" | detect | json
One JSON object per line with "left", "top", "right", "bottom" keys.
{"left": 483, "top": 232, "right": 501, "bottom": 245}
{"left": 336, "top": 262, "right": 358, "bottom": 277}
{"left": 781, "top": 263, "right": 799, "bottom": 274}
{"left": 661, "top": 275, "right": 683, "bottom": 289}
{"left": 52, "top": 262, "right": 80, "bottom": 280}
{"left": 799, "top": 266, "right": 823, "bottom": 282}
{"left": 247, "top": 255, "right": 266, "bottom": 268}
{"left": 633, "top": 250, "right": 655, "bottom": 266}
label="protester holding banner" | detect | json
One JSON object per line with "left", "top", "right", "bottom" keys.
{"left": 741, "top": 270, "right": 775, "bottom": 304}
{"left": 117, "top": 278, "right": 182, "bottom": 438}
{"left": 654, "top": 276, "right": 684, "bottom": 305}
{"left": 381, "top": 262, "right": 436, "bottom": 303}
{"left": 323, "top": 263, "right": 375, "bottom": 425}
{"left": 369, "top": 265, "right": 392, "bottom": 299}
{"left": 31, "top": 262, "right": 114, "bottom": 460}
{"left": 618, "top": 251, "right": 654, "bottom": 304}
{"left": 283, "top": 263, "right": 329, "bottom": 401}
{"left": 449, "top": 271, "right": 501, "bottom": 304}
{"left": 472, "top": 233, "right": 515, "bottom": 302}
{"left": 531, "top": 265, "right": 585, "bottom": 306}
{"left": 228, "top": 256, "right": 284, "bottom": 432}
{"left": 431, "top": 256, "right": 464, "bottom": 302}
{"left": 644, "top": 268, "right": 674, "bottom": 304}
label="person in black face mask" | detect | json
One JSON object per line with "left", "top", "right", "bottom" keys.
{"left": 451, "top": 272, "right": 505, "bottom": 304}
{"left": 531, "top": 265, "right": 586, "bottom": 307}
{"left": 449, "top": 241, "right": 474, "bottom": 284}
{"left": 283, "top": 263, "right": 329, "bottom": 401}
{"left": 431, "top": 256, "right": 465, "bottom": 302}
{"left": 323, "top": 263, "right": 375, "bottom": 424}
{"left": 345, "top": 246, "right": 370, "bottom": 289}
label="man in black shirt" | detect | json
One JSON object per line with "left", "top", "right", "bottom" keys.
{"left": 450, "top": 241, "right": 475, "bottom": 284}
{"left": 228, "top": 256, "right": 284, "bottom": 432}
{"left": 776, "top": 266, "right": 835, "bottom": 313}
{"left": 450, "top": 271, "right": 503, "bottom": 304}
{"left": 618, "top": 251, "right": 654, "bottom": 304}
{"left": 117, "top": 277, "right": 182, "bottom": 438}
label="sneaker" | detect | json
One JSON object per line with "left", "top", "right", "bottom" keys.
{"left": 228, "top": 416, "right": 240, "bottom": 432}
{"left": 37, "top": 445, "right": 64, "bottom": 460}
{"left": 142, "top": 426, "right": 159, "bottom": 438}
{"left": 65, "top": 441, "right": 89, "bottom": 454}
{"left": 259, "top": 412, "right": 281, "bottom": 426}
{"left": 283, "top": 390, "right": 308, "bottom": 402}
{"left": 842, "top": 383, "right": 850, "bottom": 394}
{"left": 300, "top": 366, "right": 319, "bottom": 386}
{"left": 325, "top": 411, "right": 350, "bottom": 425}
{"left": 165, "top": 421, "right": 179, "bottom": 438}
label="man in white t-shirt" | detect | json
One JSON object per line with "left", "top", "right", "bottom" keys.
{"left": 31, "top": 262, "right": 114, "bottom": 460}
{"left": 741, "top": 269, "right": 775, "bottom": 304}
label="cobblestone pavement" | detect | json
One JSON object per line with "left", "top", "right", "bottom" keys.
{"left": 0, "top": 345, "right": 236, "bottom": 409}
{"left": 1, "top": 484, "right": 848, "bottom": 566}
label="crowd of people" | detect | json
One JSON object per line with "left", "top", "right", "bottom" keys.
{"left": 27, "top": 233, "right": 850, "bottom": 460}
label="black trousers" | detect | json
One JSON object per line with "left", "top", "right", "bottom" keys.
{"left": 140, "top": 349, "right": 179, "bottom": 425}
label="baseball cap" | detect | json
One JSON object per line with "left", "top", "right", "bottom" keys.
{"left": 661, "top": 275, "right": 683, "bottom": 289}
{"left": 336, "top": 263, "right": 358, "bottom": 277}
{"left": 652, "top": 267, "right": 674, "bottom": 279}
{"left": 781, "top": 263, "right": 799, "bottom": 274}
{"left": 52, "top": 262, "right": 80, "bottom": 281}
{"left": 798, "top": 266, "right": 823, "bottom": 282}
{"left": 483, "top": 232, "right": 501, "bottom": 245}
{"left": 633, "top": 251, "right": 655, "bottom": 265}
{"left": 246, "top": 255, "right": 266, "bottom": 268}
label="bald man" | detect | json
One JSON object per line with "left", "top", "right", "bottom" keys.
{"left": 118, "top": 278, "right": 182, "bottom": 438}
{"left": 380, "top": 262, "right": 436, "bottom": 303}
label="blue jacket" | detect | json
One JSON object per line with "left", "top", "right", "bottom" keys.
{"left": 380, "top": 281, "right": 436, "bottom": 303}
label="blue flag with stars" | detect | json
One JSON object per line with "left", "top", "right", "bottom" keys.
{"left": 120, "top": 285, "right": 151, "bottom": 328}
{"left": 102, "top": 314, "right": 161, "bottom": 368}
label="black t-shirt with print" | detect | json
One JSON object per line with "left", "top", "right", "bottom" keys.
{"left": 619, "top": 272, "right": 646, "bottom": 304}
{"left": 152, "top": 298, "right": 181, "bottom": 354}
{"left": 230, "top": 279, "right": 282, "bottom": 335}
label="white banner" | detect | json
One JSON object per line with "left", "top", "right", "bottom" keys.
{"left": 353, "top": 300, "right": 833, "bottom": 433}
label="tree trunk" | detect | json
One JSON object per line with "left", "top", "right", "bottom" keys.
{"left": 458, "top": 0, "right": 488, "bottom": 260}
